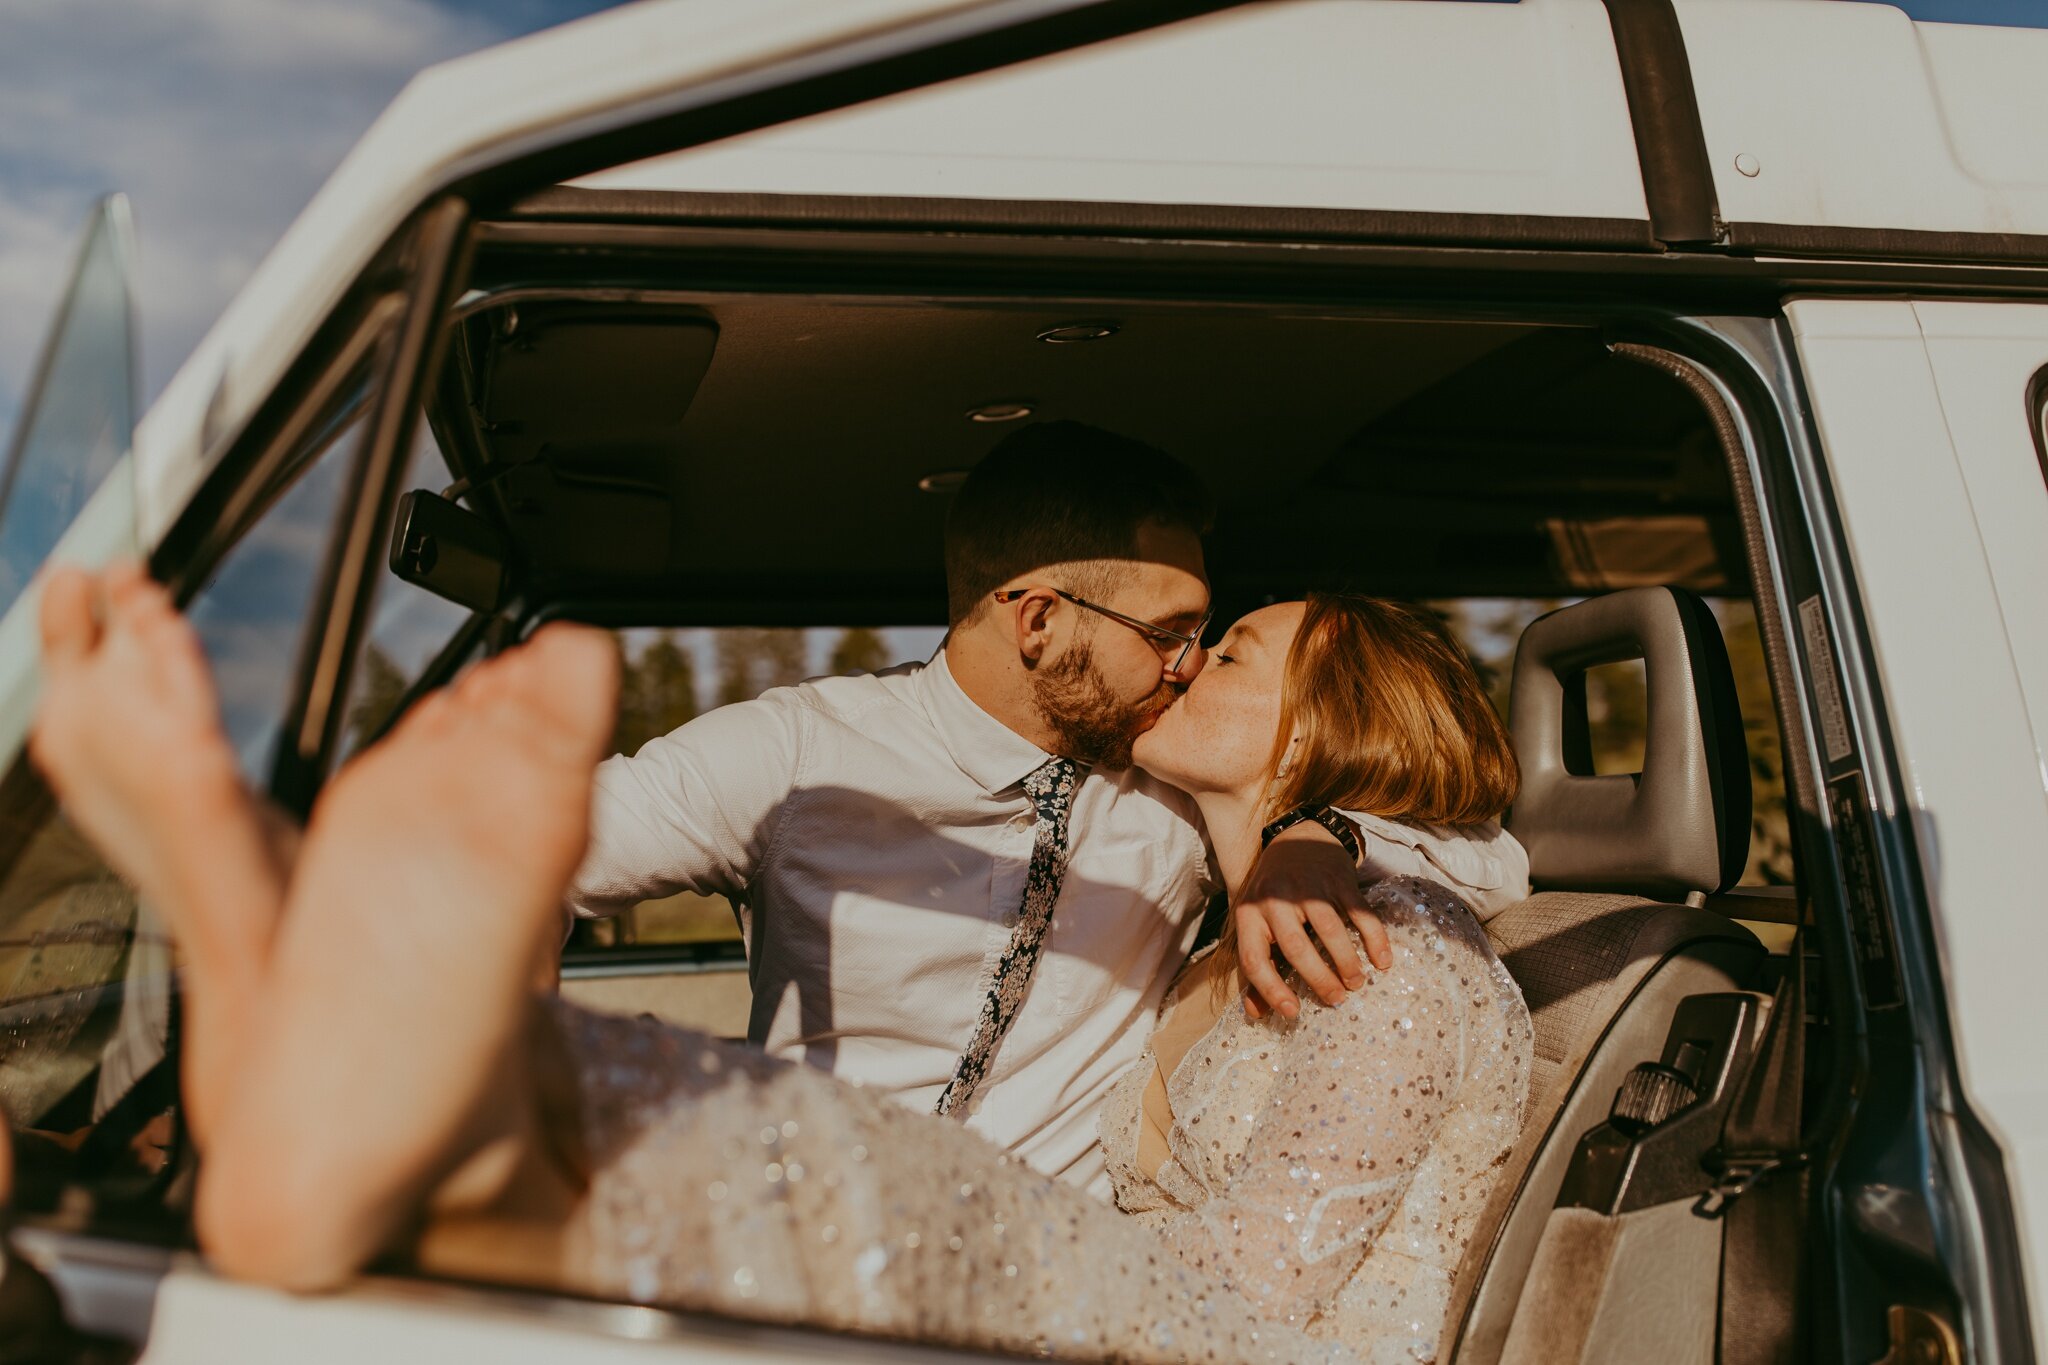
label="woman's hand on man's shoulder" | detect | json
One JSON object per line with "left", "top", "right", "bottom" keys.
{"left": 1234, "top": 823, "right": 1393, "bottom": 1021}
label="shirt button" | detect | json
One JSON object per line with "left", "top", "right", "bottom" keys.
{"left": 1012, "top": 812, "right": 1035, "bottom": 829}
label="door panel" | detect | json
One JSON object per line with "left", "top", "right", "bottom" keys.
{"left": 1786, "top": 298, "right": 2048, "bottom": 1357}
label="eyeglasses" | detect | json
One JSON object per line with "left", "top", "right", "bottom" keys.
{"left": 992, "top": 587, "right": 1212, "bottom": 674}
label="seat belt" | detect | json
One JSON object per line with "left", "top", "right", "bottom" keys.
{"left": 1697, "top": 930, "right": 1807, "bottom": 1365}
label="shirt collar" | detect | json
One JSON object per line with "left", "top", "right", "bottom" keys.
{"left": 917, "top": 648, "right": 1054, "bottom": 794}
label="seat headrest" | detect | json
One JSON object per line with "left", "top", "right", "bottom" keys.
{"left": 1505, "top": 586, "right": 1750, "bottom": 899}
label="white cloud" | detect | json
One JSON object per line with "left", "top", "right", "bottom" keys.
{"left": 0, "top": 0, "right": 516, "bottom": 439}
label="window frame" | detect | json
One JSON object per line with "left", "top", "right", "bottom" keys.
{"left": 146, "top": 201, "right": 472, "bottom": 816}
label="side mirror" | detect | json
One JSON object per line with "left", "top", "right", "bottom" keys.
{"left": 388, "top": 491, "right": 511, "bottom": 614}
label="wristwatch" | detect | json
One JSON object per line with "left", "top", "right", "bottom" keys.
{"left": 1259, "top": 803, "right": 1361, "bottom": 860}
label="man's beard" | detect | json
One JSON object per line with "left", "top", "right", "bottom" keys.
{"left": 1028, "top": 641, "right": 1178, "bottom": 769}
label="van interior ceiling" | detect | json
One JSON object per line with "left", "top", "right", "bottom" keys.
{"left": 422, "top": 296, "right": 1747, "bottom": 623}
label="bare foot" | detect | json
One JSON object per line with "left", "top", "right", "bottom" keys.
{"left": 199, "top": 623, "right": 618, "bottom": 1289}
{"left": 30, "top": 565, "right": 282, "bottom": 937}
{"left": 30, "top": 563, "right": 290, "bottom": 1144}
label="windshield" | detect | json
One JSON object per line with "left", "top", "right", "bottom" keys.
{"left": 0, "top": 197, "right": 138, "bottom": 620}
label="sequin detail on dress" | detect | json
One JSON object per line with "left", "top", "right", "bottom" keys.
{"left": 935, "top": 755, "right": 1077, "bottom": 1118}
{"left": 553, "top": 875, "right": 1527, "bottom": 1363}
{"left": 1100, "top": 876, "right": 1532, "bottom": 1362}
{"left": 556, "top": 998, "right": 1354, "bottom": 1364}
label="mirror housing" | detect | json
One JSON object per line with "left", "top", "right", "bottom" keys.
{"left": 389, "top": 491, "right": 511, "bottom": 614}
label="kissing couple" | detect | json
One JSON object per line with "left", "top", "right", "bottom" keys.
{"left": 31, "top": 422, "right": 1535, "bottom": 1362}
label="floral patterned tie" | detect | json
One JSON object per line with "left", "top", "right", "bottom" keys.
{"left": 935, "top": 756, "right": 1079, "bottom": 1118}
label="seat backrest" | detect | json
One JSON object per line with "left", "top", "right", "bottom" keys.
{"left": 1445, "top": 587, "right": 1765, "bottom": 1364}
{"left": 1508, "top": 586, "right": 1751, "bottom": 900}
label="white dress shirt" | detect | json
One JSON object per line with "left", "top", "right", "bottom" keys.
{"left": 568, "top": 650, "right": 1213, "bottom": 1196}
{"left": 1341, "top": 810, "right": 1531, "bottom": 923}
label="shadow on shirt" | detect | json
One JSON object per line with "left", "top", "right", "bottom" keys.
{"left": 729, "top": 783, "right": 1208, "bottom": 1087}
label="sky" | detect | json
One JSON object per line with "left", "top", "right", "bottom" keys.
{"left": 2, "top": 0, "right": 2044, "bottom": 448}
{"left": 0, "top": 0, "right": 630, "bottom": 442}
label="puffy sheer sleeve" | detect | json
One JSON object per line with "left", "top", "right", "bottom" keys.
{"left": 1152, "top": 878, "right": 1486, "bottom": 1328}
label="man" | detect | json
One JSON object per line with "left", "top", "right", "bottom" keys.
{"left": 567, "top": 422, "right": 1384, "bottom": 1197}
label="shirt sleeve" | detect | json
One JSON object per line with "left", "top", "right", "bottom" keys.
{"left": 564, "top": 692, "right": 808, "bottom": 919}
{"left": 1151, "top": 888, "right": 1470, "bottom": 1328}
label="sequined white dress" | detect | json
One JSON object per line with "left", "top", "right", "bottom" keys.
{"left": 1098, "top": 876, "right": 1533, "bottom": 1362}
{"left": 555, "top": 876, "right": 1530, "bottom": 1364}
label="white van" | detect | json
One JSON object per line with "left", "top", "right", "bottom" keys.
{"left": 0, "top": 1, "right": 2043, "bottom": 1361}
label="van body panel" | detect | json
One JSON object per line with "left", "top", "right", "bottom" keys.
{"left": 1678, "top": 1, "right": 2048, "bottom": 240}
{"left": 579, "top": 0, "right": 1650, "bottom": 221}
{"left": 1912, "top": 304, "right": 2048, "bottom": 1350}
{"left": 133, "top": 1261, "right": 1005, "bottom": 1364}
{"left": 1913, "top": 303, "right": 2048, "bottom": 805}
{"left": 1786, "top": 298, "right": 2048, "bottom": 1354}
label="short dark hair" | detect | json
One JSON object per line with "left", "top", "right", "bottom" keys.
{"left": 943, "top": 422, "right": 1213, "bottom": 627}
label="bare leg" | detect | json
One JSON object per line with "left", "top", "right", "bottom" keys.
{"left": 197, "top": 622, "right": 617, "bottom": 1289}
{"left": 33, "top": 566, "right": 615, "bottom": 1287}
{"left": 31, "top": 564, "right": 289, "bottom": 1146}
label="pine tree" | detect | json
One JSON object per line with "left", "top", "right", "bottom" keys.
{"left": 829, "top": 626, "right": 889, "bottom": 676}
{"left": 715, "top": 628, "right": 808, "bottom": 707}
{"left": 613, "top": 632, "right": 698, "bottom": 756}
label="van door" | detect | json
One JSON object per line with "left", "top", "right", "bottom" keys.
{"left": 1909, "top": 302, "right": 2048, "bottom": 1363}
{"left": 1785, "top": 298, "right": 2048, "bottom": 1360}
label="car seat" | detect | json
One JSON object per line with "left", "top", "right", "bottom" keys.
{"left": 1444, "top": 587, "right": 1769, "bottom": 1364}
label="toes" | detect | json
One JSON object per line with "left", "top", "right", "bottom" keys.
{"left": 450, "top": 627, "right": 617, "bottom": 763}
{"left": 103, "top": 562, "right": 175, "bottom": 633}
{"left": 517, "top": 625, "right": 620, "bottom": 757}
{"left": 398, "top": 688, "right": 455, "bottom": 737}
{"left": 140, "top": 608, "right": 217, "bottom": 707}
{"left": 39, "top": 569, "right": 100, "bottom": 667}
{"left": 451, "top": 659, "right": 504, "bottom": 708}
{"left": 102, "top": 559, "right": 148, "bottom": 597}
{"left": 529, "top": 624, "right": 621, "bottom": 703}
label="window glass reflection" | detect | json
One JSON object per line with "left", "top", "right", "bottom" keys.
{"left": 0, "top": 200, "right": 137, "bottom": 618}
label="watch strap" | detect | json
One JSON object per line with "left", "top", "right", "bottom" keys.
{"left": 1259, "top": 803, "right": 1361, "bottom": 860}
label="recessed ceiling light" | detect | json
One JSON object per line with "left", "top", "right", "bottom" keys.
{"left": 917, "top": 470, "right": 969, "bottom": 494}
{"left": 1036, "top": 322, "right": 1119, "bottom": 344}
{"left": 966, "top": 400, "right": 1036, "bottom": 423}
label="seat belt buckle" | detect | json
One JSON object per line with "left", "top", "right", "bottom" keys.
{"left": 1692, "top": 1153, "right": 1802, "bottom": 1219}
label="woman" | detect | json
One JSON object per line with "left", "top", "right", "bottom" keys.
{"left": 28, "top": 568, "right": 1530, "bottom": 1363}
{"left": 1104, "top": 594, "right": 1532, "bottom": 1355}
